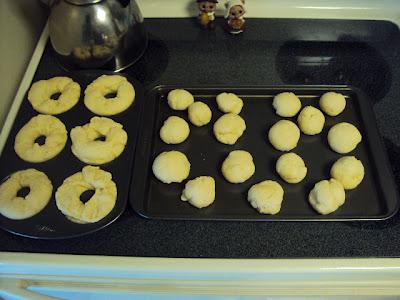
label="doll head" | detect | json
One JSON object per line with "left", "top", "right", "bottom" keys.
{"left": 197, "top": 0, "right": 218, "bottom": 13}
{"left": 225, "top": 0, "right": 246, "bottom": 19}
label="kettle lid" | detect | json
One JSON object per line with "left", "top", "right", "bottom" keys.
{"left": 65, "top": 0, "right": 102, "bottom": 5}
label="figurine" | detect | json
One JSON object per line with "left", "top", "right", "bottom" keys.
{"left": 197, "top": 0, "right": 218, "bottom": 29}
{"left": 225, "top": 0, "right": 246, "bottom": 34}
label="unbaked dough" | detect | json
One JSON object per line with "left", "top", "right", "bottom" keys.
{"left": 188, "top": 102, "right": 212, "bottom": 126}
{"left": 248, "top": 180, "right": 284, "bottom": 215}
{"left": 319, "top": 92, "right": 346, "bottom": 116}
{"left": 268, "top": 120, "right": 300, "bottom": 151}
{"left": 308, "top": 178, "right": 345, "bottom": 215}
{"left": 167, "top": 89, "right": 194, "bottom": 110}
{"left": 181, "top": 176, "right": 215, "bottom": 208}
{"left": 272, "top": 92, "right": 301, "bottom": 117}
{"left": 328, "top": 122, "right": 362, "bottom": 154}
{"left": 216, "top": 92, "right": 243, "bottom": 114}
{"left": 152, "top": 151, "right": 190, "bottom": 184}
{"left": 330, "top": 156, "right": 365, "bottom": 190}
{"left": 297, "top": 106, "right": 325, "bottom": 135}
{"left": 160, "top": 116, "right": 190, "bottom": 144}
{"left": 222, "top": 150, "right": 255, "bottom": 183}
{"left": 276, "top": 152, "right": 307, "bottom": 184}
{"left": 213, "top": 113, "right": 246, "bottom": 145}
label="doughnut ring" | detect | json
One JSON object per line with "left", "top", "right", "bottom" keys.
{"left": 28, "top": 77, "right": 81, "bottom": 115}
{"left": 14, "top": 114, "right": 68, "bottom": 163}
{"left": 70, "top": 116, "right": 128, "bottom": 165}
{"left": 84, "top": 75, "right": 135, "bottom": 116}
{"left": 0, "top": 169, "right": 52, "bottom": 220}
{"left": 55, "top": 166, "right": 117, "bottom": 223}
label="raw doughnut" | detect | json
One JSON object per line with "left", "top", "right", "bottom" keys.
{"left": 152, "top": 151, "right": 190, "bottom": 184}
{"left": 84, "top": 75, "right": 135, "bottom": 116}
{"left": 188, "top": 102, "right": 212, "bottom": 126}
{"left": 160, "top": 116, "right": 190, "bottom": 144}
{"left": 222, "top": 150, "right": 255, "bottom": 183}
{"left": 55, "top": 166, "right": 117, "bottom": 223}
{"left": 272, "top": 92, "right": 301, "bottom": 117}
{"left": 276, "top": 152, "right": 307, "bottom": 184}
{"left": 70, "top": 116, "right": 128, "bottom": 165}
{"left": 268, "top": 120, "right": 300, "bottom": 151}
{"left": 167, "top": 89, "right": 194, "bottom": 110}
{"left": 0, "top": 169, "right": 52, "bottom": 220}
{"left": 297, "top": 106, "right": 325, "bottom": 135}
{"left": 319, "top": 92, "right": 346, "bottom": 116}
{"left": 308, "top": 178, "right": 345, "bottom": 215}
{"left": 28, "top": 77, "right": 80, "bottom": 115}
{"left": 248, "top": 180, "right": 284, "bottom": 215}
{"left": 213, "top": 113, "right": 246, "bottom": 145}
{"left": 330, "top": 156, "right": 365, "bottom": 190}
{"left": 181, "top": 176, "right": 215, "bottom": 208}
{"left": 328, "top": 122, "right": 362, "bottom": 154}
{"left": 14, "top": 114, "right": 67, "bottom": 163}
{"left": 216, "top": 92, "right": 243, "bottom": 114}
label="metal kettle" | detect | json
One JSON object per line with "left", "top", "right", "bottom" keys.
{"left": 49, "top": 0, "right": 147, "bottom": 71}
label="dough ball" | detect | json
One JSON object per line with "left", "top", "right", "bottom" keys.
{"left": 160, "top": 116, "right": 190, "bottom": 144}
{"left": 222, "top": 150, "right": 255, "bottom": 183}
{"left": 297, "top": 106, "right": 325, "bottom": 135}
{"left": 167, "top": 89, "right": 194, "bottom": 110}
{"left": 152, "top": 151, "right": 190, "bottom": 184}
{"left": 319, "top": 92, "right": 346, "bottom": 116}
{"left": 268, "top": 120, "right": 300, "bottom": 151}
{"left": 216, "top": 92, "right": 244, "bottom": 114}
{"left": 248, "top": 180, "right": 284, "bottom": 215}
{"left": 181, "top": 176, "right": 215, "bottom": 208}
{"left": 188, "top": 102, "right": 212, "bottom": 126}
{"left": 330, "top": 156, "right": 365, "bottom": 190}
{"left": 328, "top": 122, "right": 362, "bottom": 154}
{"left": 276, "top": 152, "right": 307, "bottom": 184}
{"left": 213, "top": 113, "right": 246, "bottom": 145}
{"left": 308, "top": 178, "right": 345, "bottom": 215}
{"left": 272, "top": 92, "right": 301, "bottom": 117}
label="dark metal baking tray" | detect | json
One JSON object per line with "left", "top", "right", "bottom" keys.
{"left": 0, "top": 70, "right": 144, "bottom": 238}
{"left": 130, "top": 85, "right": 399, "bottom": 221}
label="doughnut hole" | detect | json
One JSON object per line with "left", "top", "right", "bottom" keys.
{"left": 105, "top": 91, "right": 117, "bottom": 99}
{"left": 17, "top": 186, "right": 31, "bottom": 198}
{"left": 34, "top": 135, "right": 47, "bottom": 146}
{"left": 50, "top": 92, "right": 61, "bottom": 100}
{"left": 80, "top": 189, "right": 95, "bottom": 204}
{"left": 95, "top": 135, "right": 107, "bottom": 142}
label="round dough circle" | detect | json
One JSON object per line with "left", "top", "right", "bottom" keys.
{"left": 181, "top": 176, "right": 215, "bottom": 208}
{"left": 297, "top": 106, "right": 325, "bottom": 135}
{"left": 167, "top": 89, "right": 194, "bottom": 110}
{"left": 28, "top": 77, "right": 81, "bottom": 115}
{"left": 152, "top": 151, "right": 190, "bottom": 184}
{"left": 216, "top": 92, "right": 243, "bottom": 114}
{"left": 84, "top": 75, "right": 135, "bottom": 116}
{"left": 160, "top": 116, "right": 190, "bottom": 144}
{"left": 272, "top": 92, "right": 301, "bottom": 117}
{"left": 330, "top": 156, "right": 365, "bottom": 189}
{"left": 308, "top": 178, "right": 345, "bottom": 215}
{"left": 0, "top": 169, "right": 52, "bottom": 220}
{"left": 328, "top": 122, "right": 362, "bottom": 154}
{"left": 276, "top": 152, "right": 307, "bottom": 184}
{"left": 70, "top": 116, "right": 128, "bottom": 165}
{"left": 268, "top": 120, "right": 300, "bottom": 151}
{"left": 213, "top": 113, "right": 246, "bottom": 145}
{"left": 222, "top": 150, "right": 255, "bottom": 183}
{"left": 14, "top": 114, "right": 67, "bottom": 163}
{"left": 188, "top": 102, "right": 212, "bottom": 126}
{"left": 248, "top": 180, "right": 284, "bottom": 215}
{"left": 55, "top": 166, "right": 117, "bottom": 223}
{"left": 319, "top": 92, "right": 346, "bottom": 116}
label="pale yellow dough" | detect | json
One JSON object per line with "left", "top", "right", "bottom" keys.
{"left": 248, "top": 180, "right": 284, "bottom": 215}
{"left": 28, "top": 77, "right": 80, "bottom": 115}
{"left": 319, "top": 92, "right": 346, "bottom": 116}
{"left": 14, "top": 114, "right": 67, "bottom": 163}
{"left": 222, "top": 150, "right": 255, "bottom": 183}
{"left": 213, "top": 113, "right": 246, "bottom": 145}
{"left": 160, "top": 116, "right": 190, "bottom": 144}
{"left": 216, "top": 92, "right": 243, "bottom": 114}
{"left": 84, "top": 75, "right": 135, "bottom": 116}
{"left": 188, "top": 102, "right": 212, "bottom": 126}
{"left": 167, "top": 89, "right": 194, "bottom": 110}
{"left": 297, "top": 106, "right": 325, "bottom": 135}
{"left": 55, "top": 166, "right": 117, "bottom": 223}
{"left": 276, "top": 152, "right": 307, "bottom": 184}
{"left": 328, "top": 122, "right": 362, "bottom": 154}
{"left": 70, "top": 117, "right": 128, "bottom": 165}
{"left": 181, "top": 176, "right": 215, "bottom": 208}
{"left": 152, "top": 151, "right": 190, "bottom": 184}
{"left": 330, "top": 156, "right": 365, "bottom": 190}
{"left": 272, "top": 92, "right": 301, "bottom": 117}
{"left": 268, "top": 120, "right": 300, "bottom": 151}
{"left": 308, "top": 178, "right": 345, "bottom": 215}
